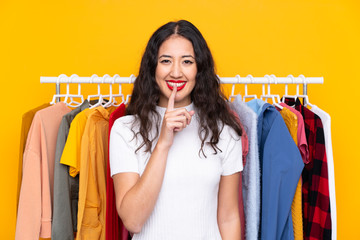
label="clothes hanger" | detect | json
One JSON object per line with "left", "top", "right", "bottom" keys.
{"left": 260, "top": 75, "right": 283, "bottom": 109}
{"left": 88, "top": 74, "right": 104, "bottom": 108}
{"left": 295, "top": 74, "right": 315, "bottom": 108}
{"left": 123, "top": 74, "right": 135, "bottom": 105}
{"left": 105, "top": 74, "right": 125, "bottom": 107}
{"left": 100, "top": 74, "right": 126, "bottom": 108}
{"left": 229, "top": 75, "right": 240, "bottom": 102}
{"left": 101, "top": 74, "right": 127, "bottom": 108}
{"left": 50, "top": 74, "right": 67, "bottom": 105}
{"left": 65, "top": 74, "right": 84, "bottom": 107}
{"left": 243, "top": 74, "right": 257, "bottom": 102}
{"left": 102, "top": 75, "right": 114, "bottom": 108}
{"left": 124, "top": 94, "right": 131, "bottom": 105}
{"left": 281, "top": 74, "right": 298, "bottom": 104}
{"left": 50, "top": 74, "right": 84, "bottom": 107}
{"left": 228, "top": 83, "right": 237, "bottom": 102}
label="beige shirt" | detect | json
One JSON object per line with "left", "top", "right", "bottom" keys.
{"left": 17, "top": 103, "right": 50, "bottom": 216}
{"left": 16, "top": 102, "right": 71, "bottom": 240}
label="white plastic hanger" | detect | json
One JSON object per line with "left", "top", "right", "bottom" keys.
{"left": 88, "top": 74, "right": 104, "bottom": 108}
{"left": 260, "top": 75, "right": 283, "bottom": 109}
{"left": 123, "top": 74, "right": 135, "bottom": 105}
{"left": 50, "top": 74, "right": 67, "bottom": 105}
{"left": 281, "top": 74, "right": 314, "bottom": 108}
{"left": 228, "top": 74, "right": 239, "bottom": 102}
{"left": 296, "top": 75, "right": 315, "bottom": 108}
{"left": 281, "top": 74, "right": 298, "bottom": 104}
{"left": 124, "top": 94, "right": 131, "bottom": 105}
{"left": 104, "top": 74, "right": 125, "bottom": 107}
{"left": 100, "top": 74, "right": 128, "bottom": 108}
{"left": 243, "top": 74, "right": 257, "bottom": 102}
{"left": 65, "top": 74, "right": 84, "bottom": 107}
{"left": 228, "top": 83, "right": 237, "bottom": 102}
{"left": 50, "top": 74, "right": 84, "bottom": 107}
{"left": 102, "top": 75, "right": 114, "bottom": 108}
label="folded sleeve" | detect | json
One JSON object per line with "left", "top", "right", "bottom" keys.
{"left": 110, "top": 118, "right": 139, "bottom": 176}
{"left": 221, "top": 126, "right": 243, "bottom": 176}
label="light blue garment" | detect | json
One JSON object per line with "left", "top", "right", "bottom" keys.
{"left": 246, "top": 99, "right": 304, "bottom": 240}
{"left": 246, "top": 99, "right": 266, "bottom": 116}
{"left": 230, "top": 96, "right": 260, "bottom": 240}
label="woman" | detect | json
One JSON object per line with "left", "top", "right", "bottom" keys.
{"left": 110, "top": 20, "right": 243, "bottom": 239}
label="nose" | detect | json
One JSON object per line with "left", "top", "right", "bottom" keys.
{"left": 169, "top": 61, "right": 183, "bottom": 79}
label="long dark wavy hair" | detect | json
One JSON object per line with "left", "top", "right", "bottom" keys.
{"left": 126, "top": 20, "right": 242, "bottom": 157}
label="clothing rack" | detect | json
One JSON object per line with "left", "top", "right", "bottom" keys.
{"left": 40, "top": 74, "right": 324, "bottom": 104}
{"left": 37, "top": 74, "right": 333, "bottom": 240}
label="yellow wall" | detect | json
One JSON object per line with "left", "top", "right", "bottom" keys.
{"left": 1, "top": 0, "right": 359, "bottom": 239}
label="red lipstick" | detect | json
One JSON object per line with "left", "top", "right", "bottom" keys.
{"left": 166, "top": 80, "right": 187, "bottom": 91}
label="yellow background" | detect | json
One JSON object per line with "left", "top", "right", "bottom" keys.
{"left": 1, "top": 0, "right": 359, "bottom": 239}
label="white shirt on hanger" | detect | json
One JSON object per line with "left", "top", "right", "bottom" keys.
{"left": 311, "top": 105, "right": 337, "bottom": 240}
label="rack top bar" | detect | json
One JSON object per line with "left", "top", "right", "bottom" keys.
{"left": 40, "top": 75, "right": 324, "bottom": 84}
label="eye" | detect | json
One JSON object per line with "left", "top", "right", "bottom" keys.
{"left": 160, "top": 59, "right": 171, "bottom": 64}
{"left": 183, "top": 60, "right": 194, "bottom": 64}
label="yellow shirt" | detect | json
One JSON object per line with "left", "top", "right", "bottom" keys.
{"left": 60, "top": 108, "right": 95, "bottom": 177}
{"left": 280, "top": 108, "right": 303, "bottom": 240}
{"left": 76, "top": 106, "right": 112, "bottom": 240}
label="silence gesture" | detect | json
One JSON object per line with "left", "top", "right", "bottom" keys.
{"left": 158, "top": 86, "right": 195, "bottom": 149}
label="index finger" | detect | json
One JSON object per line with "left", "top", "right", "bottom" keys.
{"left": 167, "top": 86, "right": 177, "bottom": 111}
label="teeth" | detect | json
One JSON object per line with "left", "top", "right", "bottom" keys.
{"left": 167, "top": 82, "right": 186, "bottom": 87}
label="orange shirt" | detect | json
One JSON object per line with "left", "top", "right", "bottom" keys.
{"left": 279, "top": 107, "right": 303, "bottom": 240}
{"left": 76, "top": 106, "right": 113, "bottom": 240}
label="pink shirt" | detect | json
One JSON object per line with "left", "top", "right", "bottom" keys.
{"left": 279, "top": 103, "right": 309, "bottom": 164}
{"left": 16, "top": 102, "right": 71, "bottom": 240}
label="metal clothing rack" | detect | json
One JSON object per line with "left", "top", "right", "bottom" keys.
{"left": 40, "top": 74, "right": 324, "bottom": 104}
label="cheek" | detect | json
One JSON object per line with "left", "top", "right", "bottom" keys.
{"left": 155, "top": 66, "right": 169, "bottom": 81}
{"left": 189, "top": 70, "right": 197, "bottom": 84}
{"left": 155, "top": 69, "right": 164, "bottom": 87}
{"left": 189, "top": 68, "right": 197, "bottom": 90}
{"left": 184, "top": 66, "right": 197, "bottom": 80}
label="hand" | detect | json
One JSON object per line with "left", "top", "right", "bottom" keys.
{"left": 157, "top": 86, "right": 195, "bottom": 149}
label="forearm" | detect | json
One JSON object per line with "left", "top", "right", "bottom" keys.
{"left": 217, "top": 173, "right": 241, "bottom": 240}
{"left": 218, "top": 216, "right": 241, "bottom": 240}
{"left": 119, "top": 143, "right": 169, "bottom": 233}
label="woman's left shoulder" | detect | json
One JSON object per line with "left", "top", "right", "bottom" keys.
{"left": 220, "top": 124, "right": 241, "bottom": 142}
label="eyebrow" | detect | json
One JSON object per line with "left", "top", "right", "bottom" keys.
{"left": 159, "top": 54, "right": 195, "bottom": 59}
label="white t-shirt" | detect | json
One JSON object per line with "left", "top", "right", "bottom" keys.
{"left": 311, "top": 105, "right": 337, "bottom": 240}
{"left": 110, "top": 103, "right": 243, "bottom": 240}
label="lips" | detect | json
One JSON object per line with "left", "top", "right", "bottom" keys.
{"left": 166, "top": 80, "right": 187, "bottom": 91}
